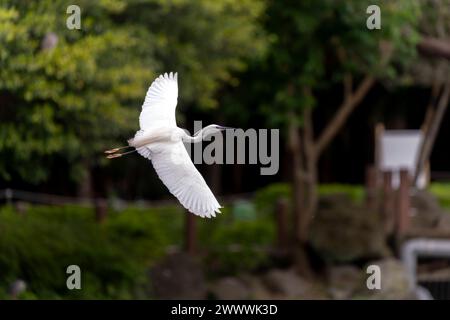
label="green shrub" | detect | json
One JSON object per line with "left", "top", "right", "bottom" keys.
{"left": 0, "top": 183, "right": 373, "bottom": 298}
{"left": 318, "top": 184, "right": 364, "bottom": 203}
{"left": 0, "top": 204, "right": 183, "bottom": 299}
{"left": 429, "top": 183, "right": 450, "bottom": 210}
{"left": 201, "top": 218, "right": 275, "bottom": 276}
{"left": 253, "top": 183, "right": 291, "bottom": 216}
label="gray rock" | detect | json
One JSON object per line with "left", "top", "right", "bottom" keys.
{"left": 150, "top": 252, "right": 206, "bottom": 299}
{"left": 327, "top": 265, "right": 362, "bottom": 299}
{"left": 412, "top": 190, "right": 442, "bottom": 213}
{"left": 356, "top": 258, "right": 412, "bottom": 299}
{"left": 243, "top": 275, "right": 274, "bottom": 300}
{"left": 264, "top": 270, "right": 312, "bottom": 299}
{"left": 318, "top": 193, "right": 354, "bottom": 210}
{"left": 437, "top": 214, "right": 450, "bottom": 230}
{"left": 310, "top": 199, "right": 390, "bottom": 263}
{"left": 210, "top": 277, "right": 250, "bottom": 300}
{"left": 411, "top": 191, "right": 443, "bottom": 228}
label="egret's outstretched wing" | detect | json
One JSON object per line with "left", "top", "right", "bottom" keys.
{"left": 139, "top": 72, "right": 178, "bottom": 130}
{"left": 150, "top": 142, "right": 222, "bottom": 218}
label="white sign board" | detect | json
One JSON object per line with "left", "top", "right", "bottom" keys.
{"left": 380, "top": 130, "right": 427, "bottom": 189}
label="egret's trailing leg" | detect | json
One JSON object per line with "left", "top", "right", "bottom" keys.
{"left": 104, "top": 146, "right": 133, "bottom": 154}
{"left": 106, "top": 149, "right": 137, "bottom": 159}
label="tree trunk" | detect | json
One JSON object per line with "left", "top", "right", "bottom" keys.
{"left": 208, "top": 164, "right": 222, "bottom": 195}
{"left": 421, "top": 74, "right": 442, "bottom": 134}
{"left": 78, "top": 159, "right": 94, "bottom": 199}
{"left": 301, "top": 106, "right": 317, "bottom": 243}
{"left": 414, "top": 76, "right": 450, "bottom": 185}
{"left": 288, "top": 118, "right": 305, "bottom": 243}
{"left": 287, "top": 77, "right": 376, "bottom": 243}
{"left": 185, "top": 211, "right": 197, "bottom": 254}
{"left": 287, "top": 112, "right": 314, "bottom": 276}
{"left": 232, "top": 164, "right": 243, "bottom": 193}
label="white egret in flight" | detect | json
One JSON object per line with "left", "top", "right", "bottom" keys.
{"left": 105, "top": 72, "right": 231, "bottom": 218}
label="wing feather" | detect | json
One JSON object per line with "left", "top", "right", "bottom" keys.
{"left": 135, "top": 72, "right": 178, "bottom": 159}
{"left": 150, "top": 142, "right": 222, "bottom": 218}
{"left": 139, "top": 72, "right": 178, "bottom": 130}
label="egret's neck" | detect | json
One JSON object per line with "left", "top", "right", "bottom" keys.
{"left": 182, "top": 129, "right": 204, "bottom": 143}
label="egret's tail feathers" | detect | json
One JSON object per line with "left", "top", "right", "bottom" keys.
{"left": 127, "top": 138, "right": 136, "bottom": 147}
{"left": 128, "top": 135, "right": 157, "bottom": 149}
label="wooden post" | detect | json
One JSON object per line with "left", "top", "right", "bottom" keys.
{"left": 365, "top": 165, "right": 377, "bottom": 210}
{"left": 382, "top": 171, "right": 394, "bottom": 235}
{"left": 374, "top": 123, "right": 385, "bottom": 185}
{"left": 14, "top": 201, "right": 28, "bottom": 216}
{"left": 396, "top": 169, "right": 411, "bottom": 237}
{"left": 5, "top": 188, "right": 13, "bottom": 205}
{"left": 276, "top": 198, "right": 289, "bottom": 248}
{"left": 185, "top": 211, "right": 197, "bottom": 254}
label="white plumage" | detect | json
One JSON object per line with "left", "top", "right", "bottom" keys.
{"left": 139, "top": 72, "right": 178, "bottom": 130}
{"left": 151, "top": 142, "right": 222, "bottom": 218}
{"left": 122, "top": 72, "right": 222, "bottom": 218}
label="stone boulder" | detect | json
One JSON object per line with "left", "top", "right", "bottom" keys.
{"left": 262, "top": 269, "right": 327, "bottom": 299}
{"left": 355, "top": 258, "right": 413, "bottom": 299}
{"left": 150, "top": 252, "right": 207, "bottom": 299}
{"left": 437, "top": 213, "right": 450, "bottom": 231}
{"left": 310, "top": 194, "right": 390, "bottom": 263}
{"left": 410, "top": 190, "right": 443, "bottom": 228}
{"left": 240, "top": 275, "right": 274, "bottom": 300}
{"left": 326, "top": 265, "right": 363, "bottom": 299}
{"left": 209, "top": 277, "right": 250, "bottom": 300}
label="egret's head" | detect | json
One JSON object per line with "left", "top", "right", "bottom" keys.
{"left": 197, "top": 124, "right": 234, "bottom": 139}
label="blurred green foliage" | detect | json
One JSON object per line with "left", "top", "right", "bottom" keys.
{"left": 0, "top": 0, "right": 266, "bottom": 184}
{"left": 0, "top": 200, "right": 276, "bottom": 298}
{"left": 231, "top": 200, "right": 257, "bottom": 220}
{"left": 429, "top": 183, "right": 450, "bottom": 210}
{"left": 0, "top": 0, "right": 448, "bottom": 299}
{"left": 198, "top": 205, "right": 275, "bottom": 276}
{"left": 318, "top": 184, "right": 365, "bottom": 203}
{"left": 0, "top": 202, "right": 277, "bottom": 298}
{"left": 0, "top": 182, "right": 448, "bottom": 298}
{"left": 223, "top": 0, "right": 422, "bottom": 129}
{"left": 253, "top": 182, "right": 291, "bottom": 214}
{"left": 201, "top": 219, "right": 275, "bottom": 276}
{"left": 0, "top": 204, "right": 182, "bottom": 299}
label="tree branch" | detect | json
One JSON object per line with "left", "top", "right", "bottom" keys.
{"left": 335, "top": 44, "right": 353, "bottom": 100}
{"left": 418, "top": 37, "right": 450, "bottom": 60}
{"left": 303, "top": 87, "right": 316, "bottom": 161}
{"left": 414, "top": 76, "right": 450, "bottom": 185}
{"left": 315, "top": 75, "right": 375, "bottom": 156}
{"left": 343, "top": 73, "right": 353, "bottom": 100}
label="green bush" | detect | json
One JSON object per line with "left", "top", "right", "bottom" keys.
{"left": 429, "top": 183, "right": 450, "bottom": 210}
{"left": 201, "top": 218, "right": 275, "bottom": 276}
{"left": 0, "top": 183, "right": 375, "bottom": 298}
{"left": 253, "top": 183, "right": 291, "bottom": 216}
{"left": 318, "top": 184, "right": 364, "bottom": 203}
{"left": 0, "top": 204, "right": 183, "bottom": 299}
